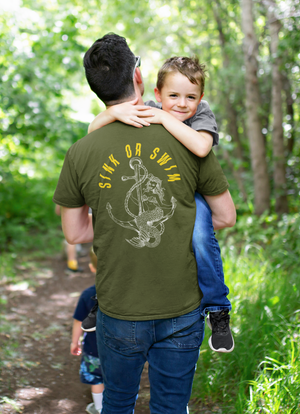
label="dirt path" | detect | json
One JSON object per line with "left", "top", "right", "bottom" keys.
{"left": 0, "top": 250, "right": 214, "bottom": 414}
{"left": 0, "top": 250, "right": 151, "bottom": 414}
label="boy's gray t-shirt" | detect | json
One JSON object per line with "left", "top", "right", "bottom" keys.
{"left": 145, "top": 100, "right": 219, "bottom": 146}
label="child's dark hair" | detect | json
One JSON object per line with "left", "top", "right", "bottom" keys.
{"left": 156, "top": 57, "right": 206, "bottom": 95}
{"left": 83, "top": 33, "right": 136, "bottom": 105}
{"left": 89, "top": 247, "right": 97, "bottom": 269}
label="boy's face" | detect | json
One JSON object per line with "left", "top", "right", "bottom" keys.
{"left": 154, "top": 72, "right": 204, "bottom": 122}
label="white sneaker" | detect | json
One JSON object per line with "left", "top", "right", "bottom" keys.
{"left": 86, "top": 402, "right": 100, "bottom": 414}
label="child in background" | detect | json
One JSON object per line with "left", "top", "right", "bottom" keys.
{"left": 55, "top": 204, "right": 83, "bottom": 273}
{"left": 83, "top": 56, "right": 234, "bottom": 353}
{"left": 71, "top": 248, "right": 104, "bottom": 414}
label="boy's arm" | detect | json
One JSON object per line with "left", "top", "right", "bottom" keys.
{"left": 148, "top": 108, "right": 213, "bottom": 157}
{"left": 88, "top": 98, "right": 154, "bottom": 133}
{"left": 204, "top": 190, "right": 236, "bottom": 230}
{"left": 88, "top": 100, "right": 213, "bottom": 157}
{"left": 70, "top": 319, "right": 83, "bottom": 356}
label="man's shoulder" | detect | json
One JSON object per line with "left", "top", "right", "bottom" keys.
{"left": 144, "top": 100, "right": 162, "bottom": 109}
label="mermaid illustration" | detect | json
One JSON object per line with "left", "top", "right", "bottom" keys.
{"left": 106, "top": 157, "right": 177, "bottom": 248}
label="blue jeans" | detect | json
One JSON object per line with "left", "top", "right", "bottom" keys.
{"left": 193, "top": 192, "right": 231, "bottom": 316}
{"left": 96, "top": 307, "right": 205, "bottom": 414}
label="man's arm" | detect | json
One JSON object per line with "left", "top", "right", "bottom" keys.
{"left": 55, "top": 204, "right": 61, "bottom": 216}
{"left": 61, "top": 205, "right": 94, "bottom": 244}
{"left": 204, "top": 190, "right": 236, "bottom": 230}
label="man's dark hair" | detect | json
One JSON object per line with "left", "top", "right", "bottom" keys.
{"left": 83, "top": 33, "right": 136, "bottom": 105}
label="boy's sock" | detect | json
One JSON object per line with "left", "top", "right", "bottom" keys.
{"left": 92, "top": 392, "right": 103, "bottom": 412}
{"left": 207, "top": 310, "right": 234, "bottom": 353}
{"left": 81, "top": 296, "right": 98, "bottom": 332}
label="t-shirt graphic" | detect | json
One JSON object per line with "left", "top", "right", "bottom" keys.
{"left": 106, "top": 157, "right": 177, "bottom": 249}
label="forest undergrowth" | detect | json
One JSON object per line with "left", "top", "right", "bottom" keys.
{"left": 191, "top": 213, "right": 300, "bottom": 414}
{"left": 1, "top": 213, "right": 299, "bottom": 413}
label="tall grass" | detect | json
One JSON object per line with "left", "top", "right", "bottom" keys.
{"left": 192, "top": 213, "right": 300, "bottom": 413}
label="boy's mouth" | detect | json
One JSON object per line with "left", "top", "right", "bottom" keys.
{"left": 173, "top": 109, "right": 189, "bottom": 114}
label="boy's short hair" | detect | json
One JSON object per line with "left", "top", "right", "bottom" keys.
{"left": 156, "top": 57, "right": 206, "bottom": 95}
{"left": 83, "top": 33, "right": 136, "bottom": 105}
{"left": 89, "top": 247, "right": 97, "bottom": 269}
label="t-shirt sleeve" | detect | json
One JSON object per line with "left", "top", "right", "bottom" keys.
{"left": 73, "top": 293, "right": 90, "bottom": 321}
{"left": 184, "top": 100, "right": 219, "bottom": 146}
{"left": 197, "top": 150, "right": 229, "bottom": 195}
{"left": 52, "top": 148, "right": 85, "bottom": 208}
{"left": 144, "top": 100, "right": 162, "bottom": 109}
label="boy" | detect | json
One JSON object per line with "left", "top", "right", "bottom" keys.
{"left": 71, "top": 248, "right": 104, "bottom": 414}
{"left": 82, "top": 57, "right": 234, "bottom": 353}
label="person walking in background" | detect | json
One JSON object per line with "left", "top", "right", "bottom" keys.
{"left": 70, "top": 248, "right": 104, "bottom": 414}
{"left": 55, "top": 204, "right": 83, "bottom": 273}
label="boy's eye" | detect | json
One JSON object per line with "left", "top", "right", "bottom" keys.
{"left": 188, "top": 96, "right": 196, "bottom": 100}
{"left": 169, "top": 94, "right": 178, "bottom": 98}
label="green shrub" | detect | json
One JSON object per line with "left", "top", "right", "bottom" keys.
{"left": 191, "top": 213, "right": 300, "bottom": 413}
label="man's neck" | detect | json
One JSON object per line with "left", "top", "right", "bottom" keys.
{"left": 106, "top": 95, "right": 144, "bottom": 108}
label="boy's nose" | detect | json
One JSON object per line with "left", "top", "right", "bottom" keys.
{"left": 177, "top": 97, "right": 187, "bottom": 107}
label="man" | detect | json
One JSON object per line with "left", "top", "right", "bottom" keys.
{"left": 53, "top": 33, "right": 236, "bottom": 414}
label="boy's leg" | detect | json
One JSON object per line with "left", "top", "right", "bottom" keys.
{"left": 193, "top": 192, "right": 231, "bottom": 316}
{"left": 82, "top": 295, "right": 98, "bottom": 332}
{"left": 148, "top": 307, "right": 205, "bottom": 414}
{"left": 193, "top": 193, "right": 234, "bottom": 353}
{"left": 79, "top": 354, "right": 104, "bottom": 413}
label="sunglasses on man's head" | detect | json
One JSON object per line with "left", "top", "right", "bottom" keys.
{"left": 133, "top": 56, "right": 141, "bottom": 78}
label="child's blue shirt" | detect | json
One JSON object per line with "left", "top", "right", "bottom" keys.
{"left": 73, "top": 285, "right": 98, "bottom": 357}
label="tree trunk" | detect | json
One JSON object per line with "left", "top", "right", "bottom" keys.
{"left": 281, "top": 72, "right": 295, "bottom": 154}
{"left": 241, "top": 0, "right": 271, "bottom": 215}
{"left": 212, "top": 1, "right": 248, "bottom": 203}
{"left": 268, "top": 1, "right": 289, "bottom": 214}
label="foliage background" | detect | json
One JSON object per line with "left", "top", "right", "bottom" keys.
{"left": 0, "top": 0, "right": 299, "bottom": 412}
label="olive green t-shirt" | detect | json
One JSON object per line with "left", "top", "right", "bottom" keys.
{"left": 53, "top": 122, "right": 229, "bottom": 321}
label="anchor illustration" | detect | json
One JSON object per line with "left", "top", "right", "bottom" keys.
{"left": 106, "top": 157, "right": 177, "bottom": 248}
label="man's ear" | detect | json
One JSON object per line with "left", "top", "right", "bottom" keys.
{"left": 154, "top": 87, "right": 162, "bottom": 103}
{"left": 134, "top": 67, "right": 143, "bottom": 85}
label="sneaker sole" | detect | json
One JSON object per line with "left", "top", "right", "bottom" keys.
{"left": 81, "top": 326, "right": 96, "bottom": 332}
{"left": 86, "top": 403, "right": 99, "bottom": 414}
{"left": 208, "top": 336, "right": 235, "bottom": 353}
{"left": 206, "top": 315, "right": 212, "bottom": 330}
